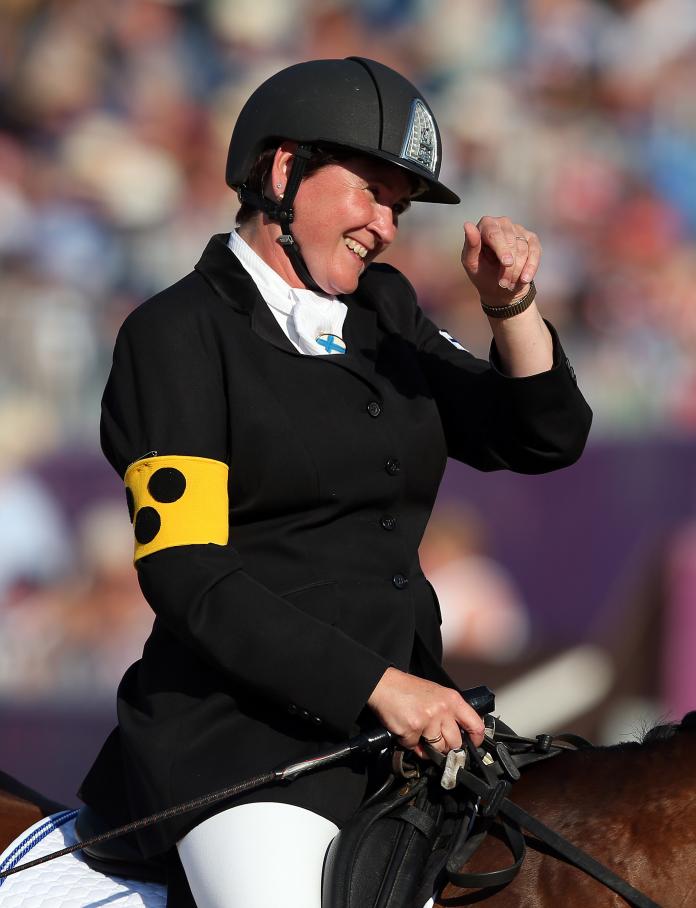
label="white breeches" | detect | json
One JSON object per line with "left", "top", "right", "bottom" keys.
{"left": 177, "top": 801, "right": 437, "bottom": 908}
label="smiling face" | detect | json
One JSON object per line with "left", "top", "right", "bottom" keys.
{"left": 289, "top": 154, "right": 413, "bottom": 295}
{"left": 237, "top": 145, "right": 415, "bottom": 296}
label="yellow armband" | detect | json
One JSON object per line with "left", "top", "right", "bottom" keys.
{"left": 124, "top": 455, "right": 229, "bottom": 561}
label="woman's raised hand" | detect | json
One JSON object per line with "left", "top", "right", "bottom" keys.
{"left": 366, "top": 667, "right": 485, "bottom": 759}
{"left": 461, "top": 216, "right": 541, "bottom": 307}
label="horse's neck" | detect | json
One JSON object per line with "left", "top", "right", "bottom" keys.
{"left": 439, "top": 733, "right": 696, "bottom": 907}
{"left": 515, "top": 735, "right": 696, "bottom": 904}
{"left": 517, "top": 735, "right": 696, "bottom": 827}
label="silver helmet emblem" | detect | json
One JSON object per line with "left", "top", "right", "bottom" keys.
{"left": 400, "top": 99, "right": 438, "bottom": 174}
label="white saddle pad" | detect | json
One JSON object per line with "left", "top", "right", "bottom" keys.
{"left": 0, "top": 810, "right": 166, "bottom": 907}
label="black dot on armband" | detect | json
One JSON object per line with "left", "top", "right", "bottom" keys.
{"left": 148, "top": 467, "right": 186, "bottom": 503}
{"left": 125, "top": 487, "right": 135, "bottom": 524}
{"left": 134, "top": 507, "right": 161, "bottom": 544}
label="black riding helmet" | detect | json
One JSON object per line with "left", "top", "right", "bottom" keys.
{"left": 226, "top": 57, "right": 460, "bottom": 291}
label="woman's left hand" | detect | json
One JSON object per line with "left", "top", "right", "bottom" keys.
{"left": 461, "top": 217, "right": 541, "bottom": 308}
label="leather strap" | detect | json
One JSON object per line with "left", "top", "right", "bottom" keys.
{"left": 391, "top": 804, "right": 439, "bottom": 842}
{"left": 237, "top": 143, "right": 322, "bottom": 292}
{"left": 446, "top": 816, "right": 526, "bottom": 890}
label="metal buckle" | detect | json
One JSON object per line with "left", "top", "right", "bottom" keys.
{"left": 392, "top": 749, "right": 420, "bottom": 780}
{"left": 535, "top": 734, "right": 553, "bottom": 753}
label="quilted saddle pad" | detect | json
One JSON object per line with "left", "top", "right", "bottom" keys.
{"left": 0, "top": 809, "right": 166, "bottom": 907}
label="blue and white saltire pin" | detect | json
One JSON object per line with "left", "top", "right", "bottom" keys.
{"left": 316, "top": 334, "right": 347, "bottom": 354}
{"left": 439, "top": 329, "right": 468, "bottom": 352}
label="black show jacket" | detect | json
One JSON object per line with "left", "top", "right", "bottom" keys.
{"left": 80, "top": 234, "right": 592, "bottom": 856}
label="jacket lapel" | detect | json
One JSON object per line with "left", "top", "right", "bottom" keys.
{"left": 329, "top": 291, "right": 378, "bottom": 384}
{"left": 195, "top": 234, "right": 380, "bottom": 384}
{"left": 194, "top": 234, "right": 298, "bottom": 354}
{"left": 249, "top": 297, "right": 300, "bottom": 355}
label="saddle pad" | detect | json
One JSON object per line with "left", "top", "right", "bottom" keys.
{"left": 0, "top": 810, "right": 166, "bottom": 907}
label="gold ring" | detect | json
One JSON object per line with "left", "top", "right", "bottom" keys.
{"left": 423, "top": 733, "right": 444, "bottom": 744}
{"left": 515, "top": 235, "right": 528, "bottom": 242}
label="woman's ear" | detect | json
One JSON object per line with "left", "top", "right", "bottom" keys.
{"left": 269, "top": 141, "right": 298, "bottom": 200}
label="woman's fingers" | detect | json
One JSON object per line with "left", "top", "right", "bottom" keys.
{"left": 461, "top": 220, "right": 482, "bottom": 274}
{"left": 477, "top": 216, "right": 516, "bottom": 274}
{"left": 517, "top": 229, "right": 541, "bottom": 285}
{"left": 455, "top": 701, "right": 486, "bottom": 747}
{"left": 366, "top": 667, "right": 486, "bottom": 758}
{"left": 464, "top": 217, "right": 542, "bottom": 301}
{"left": 441, "top": 717, "right": 465, "bottom": 752}
{"left": 421, "top": 717, "right": 461, "bottom": 752}
{"left": 499, "top": 231, "right": 532, "bottom": 289}
{"left": 418, "top": 712, "right": 481, "bottom": 759}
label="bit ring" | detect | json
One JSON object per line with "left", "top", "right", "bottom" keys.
{"left": 423, "top": 732, "right": 444, "bottom": 744}
{"left": 515, "top": 235, "right": 528, "bottom": 242}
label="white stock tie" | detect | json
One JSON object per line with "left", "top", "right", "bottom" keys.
{"left": 291, "top": 295, "right": 347, "bottom": 355}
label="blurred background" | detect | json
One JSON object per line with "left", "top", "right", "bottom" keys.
{"left": 1, "top": 0, "right": 696, "bottom": 804}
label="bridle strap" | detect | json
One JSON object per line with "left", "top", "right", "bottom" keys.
{"left": 236, "top": 143, "right": 322, "bottom": 292}
{"left": 440, "top": 732, "right": 526, "bottom": 890}
{"left": 446, "top": 815, "right": 526, "bottom": 890}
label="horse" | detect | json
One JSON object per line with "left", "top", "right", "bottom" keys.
{"left": 1, "top": 716, "right": 694, "bottom": 907}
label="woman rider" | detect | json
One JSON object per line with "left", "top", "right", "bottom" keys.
{"left": 79, "top": 57, "right": 592, "bottom": 908}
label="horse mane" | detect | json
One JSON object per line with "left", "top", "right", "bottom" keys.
{"left": 566, "top": 710, "right": 696, "bottom": 756}
{"left": 614, "top": 709, "right": 696, "bottom": 748}
{"left": 506, "top": 709, "right": 696, "bottom": 826}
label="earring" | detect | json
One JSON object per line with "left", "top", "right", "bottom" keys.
{"left": 276, "top": 183, "right": 282, "bottom": 189}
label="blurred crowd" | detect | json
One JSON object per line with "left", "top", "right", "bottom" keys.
{"left": 1, "top": 0, "right": 696, "bottom": 707}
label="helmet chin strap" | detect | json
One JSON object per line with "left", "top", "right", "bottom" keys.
{"left": 237, "top": 143, "right": 324, "bottom": 293}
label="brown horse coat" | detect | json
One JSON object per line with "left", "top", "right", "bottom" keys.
{"left": 437, "top": 721, "right": 696, "bottom": 907}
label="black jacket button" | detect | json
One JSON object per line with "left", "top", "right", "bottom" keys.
{"left": 300, "top": 709, "right": 311, "bottom": 721}
{"left": 392, "top": 573, "right": 408, "bottom": 589}
{"left": 287, "top": 704, "right": 298, "bottom": 715}
{"left": 367, "top": 401, "right": 382, "bottom": 417}
{"left": 385, "top": 458, "right": 401, "bottom": 476}
{"left": 380, "top": 515, "right": 397, "bottom": 531}
{"left": 312, "top": 715, "right": 322, "bottom": 725}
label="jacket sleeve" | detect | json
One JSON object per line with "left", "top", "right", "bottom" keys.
{"left": 102, "top": 296, "right": 390, "bottom": 737}
{"left": 410, "top": 285, "right": 593, "bottom": 473}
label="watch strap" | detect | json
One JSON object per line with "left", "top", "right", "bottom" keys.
{"left": 481, "top": 281, "right": 536, "bottom": 319}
